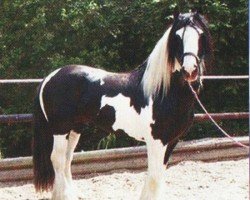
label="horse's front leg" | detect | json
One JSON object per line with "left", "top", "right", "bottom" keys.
{"left": 140, "top": 139, "right": 167, "bottom": 200}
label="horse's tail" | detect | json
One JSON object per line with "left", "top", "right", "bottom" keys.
{"left": 33, "top": 95, "right": 54, "bottom": 192}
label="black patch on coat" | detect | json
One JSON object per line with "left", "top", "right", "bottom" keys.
{"left": 95, "top": 105, "right": 116, "bottom": 132}
{"left": 150, "top": 72, "right": 196, "bottom": 146}
{"left": 164, "top": 140, "right": 179, "bottom": 165}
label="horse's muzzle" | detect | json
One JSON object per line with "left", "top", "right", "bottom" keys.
{"left": 181, "top": 67, "right": 198, "bottom": 82}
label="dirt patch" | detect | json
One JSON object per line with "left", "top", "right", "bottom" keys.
{"left": 0, "top": 159, "right": 248, "bottom": 200}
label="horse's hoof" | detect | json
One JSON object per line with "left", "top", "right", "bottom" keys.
{"left": 51, "top": 190, "right": 78, "bottom": 200}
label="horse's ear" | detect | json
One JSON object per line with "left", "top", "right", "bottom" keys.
{"left": 191, "top": 8, "right": 197, "bottom": 13}
{"left": 192, "top": 8, "right": 203, "bottom": 15}
{"left": 173, "top": 7, "right": 180, "bottom": 20}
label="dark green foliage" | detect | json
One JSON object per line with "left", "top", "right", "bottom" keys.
{"left": 0, "top": 0, "right": 248, "bottom": 157}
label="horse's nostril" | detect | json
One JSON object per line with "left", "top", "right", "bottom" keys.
{"left": 181, "top": 67, "right": 198, "bottom": 82}
{"left": 191, "top": 68, "right": 198, "bottom": 79}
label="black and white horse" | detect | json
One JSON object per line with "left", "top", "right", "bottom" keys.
{"left": 33, "top": 12, "right": 212, "bottom": 200}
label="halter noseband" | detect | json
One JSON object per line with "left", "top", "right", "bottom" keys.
{"left": 181, "top": 52, "right": 200, "bottom": 64}
{"left": 181, "top": 52, "right": 202, "bottom": 83}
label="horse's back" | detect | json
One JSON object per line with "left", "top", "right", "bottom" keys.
{"left": 37, "top": 65, "right": 132, "bottom": 133}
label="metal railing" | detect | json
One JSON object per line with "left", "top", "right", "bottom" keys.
{"left": 0, "top": 112, "right": 248, "bottom": 124}
{"left": 0, "top": 75, "right": 248, "bottom": 84}
{"left": 0, "top": 75, "right": 248, "bottom": 124}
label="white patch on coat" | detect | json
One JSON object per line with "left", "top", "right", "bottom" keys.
{"left": 71, "top": 65, "right": 114, "bottom": 85}
{"left": 176, "top": 26, "right": 203, "bottom": 75}
{"left": 39, "top": 68, "right": 61, "bottom": 121}
{"left": 100, "top": 94, "right": 154, "bottom": 141}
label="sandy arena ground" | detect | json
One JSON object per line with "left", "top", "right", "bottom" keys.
{"left": 0, "top": 159, "right": 248, "bottom": 200}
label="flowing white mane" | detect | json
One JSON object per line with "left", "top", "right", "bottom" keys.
{"left": 141, "top": 27, "right": 172, "bottom": 98}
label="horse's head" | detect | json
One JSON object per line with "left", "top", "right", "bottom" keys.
{"left": 142, "top": 11, "right": 213, "bottom": 97}
{"left": 168, "top": 12, "right": 213, "bottom": 83}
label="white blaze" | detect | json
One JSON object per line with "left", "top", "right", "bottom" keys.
{"left": 176, "top": 26, "right": 203, "bottom": 75}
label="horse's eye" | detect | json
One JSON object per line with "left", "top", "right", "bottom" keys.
{"left": 174, "top": 35, "right": 183, "bottom": 57}
{"left": 175, "top": 35, "right": 182, "bottom": 45}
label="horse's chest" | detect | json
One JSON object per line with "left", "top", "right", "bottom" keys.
{"left": 98, "top": 94, "right": 154, "bottom": 141}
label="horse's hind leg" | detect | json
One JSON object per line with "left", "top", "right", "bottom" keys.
{"left": 65, "top": 131, "right": 80, "bottom": 189}
{"left": 140, "top": 139, "right": 167, "bottom": 200}
{"left": 50, "top": 134, "right": 72, "bottom": 200}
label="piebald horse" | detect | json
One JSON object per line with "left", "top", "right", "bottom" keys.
{"left": 33, "top": 12, "right": 212, "bottom": 200}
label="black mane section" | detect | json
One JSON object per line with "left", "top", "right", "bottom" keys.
{"left": 193, "top": 14, "right": 213, "bottom": 69}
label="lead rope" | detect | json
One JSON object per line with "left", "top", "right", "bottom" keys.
{"left": 189, "top": 83, "right": 249, "bottom": 149}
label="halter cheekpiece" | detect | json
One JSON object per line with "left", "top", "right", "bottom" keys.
{"left": 178, "top": 20, "right": 204, "bottom": 82}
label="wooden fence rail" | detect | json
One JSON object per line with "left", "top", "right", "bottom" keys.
{"left": 0, "top": 137, "right": 248, "bottom": 182}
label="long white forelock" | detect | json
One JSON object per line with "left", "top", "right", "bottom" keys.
{"left": 141, "top": 28, "right": 171, "bottom": 98}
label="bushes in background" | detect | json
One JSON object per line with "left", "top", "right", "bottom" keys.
{"left": 0, "top": 0, "right": 248, "bottom": 157}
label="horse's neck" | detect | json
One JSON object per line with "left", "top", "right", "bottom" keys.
{"left": 153, "top": 72, "right": 196, "bottom": 113}
{"left": 127, "top": 62, "right": 147, "bottom": 87}
{"left": 128, "top": 62, "right": 197, "bottom": 110}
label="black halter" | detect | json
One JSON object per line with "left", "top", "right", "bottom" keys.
{"left": 181, "top": 52, "right": 202, "bottom": 83}
{"left": 181, "top": 52, "right": 200, "bottom": 64}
